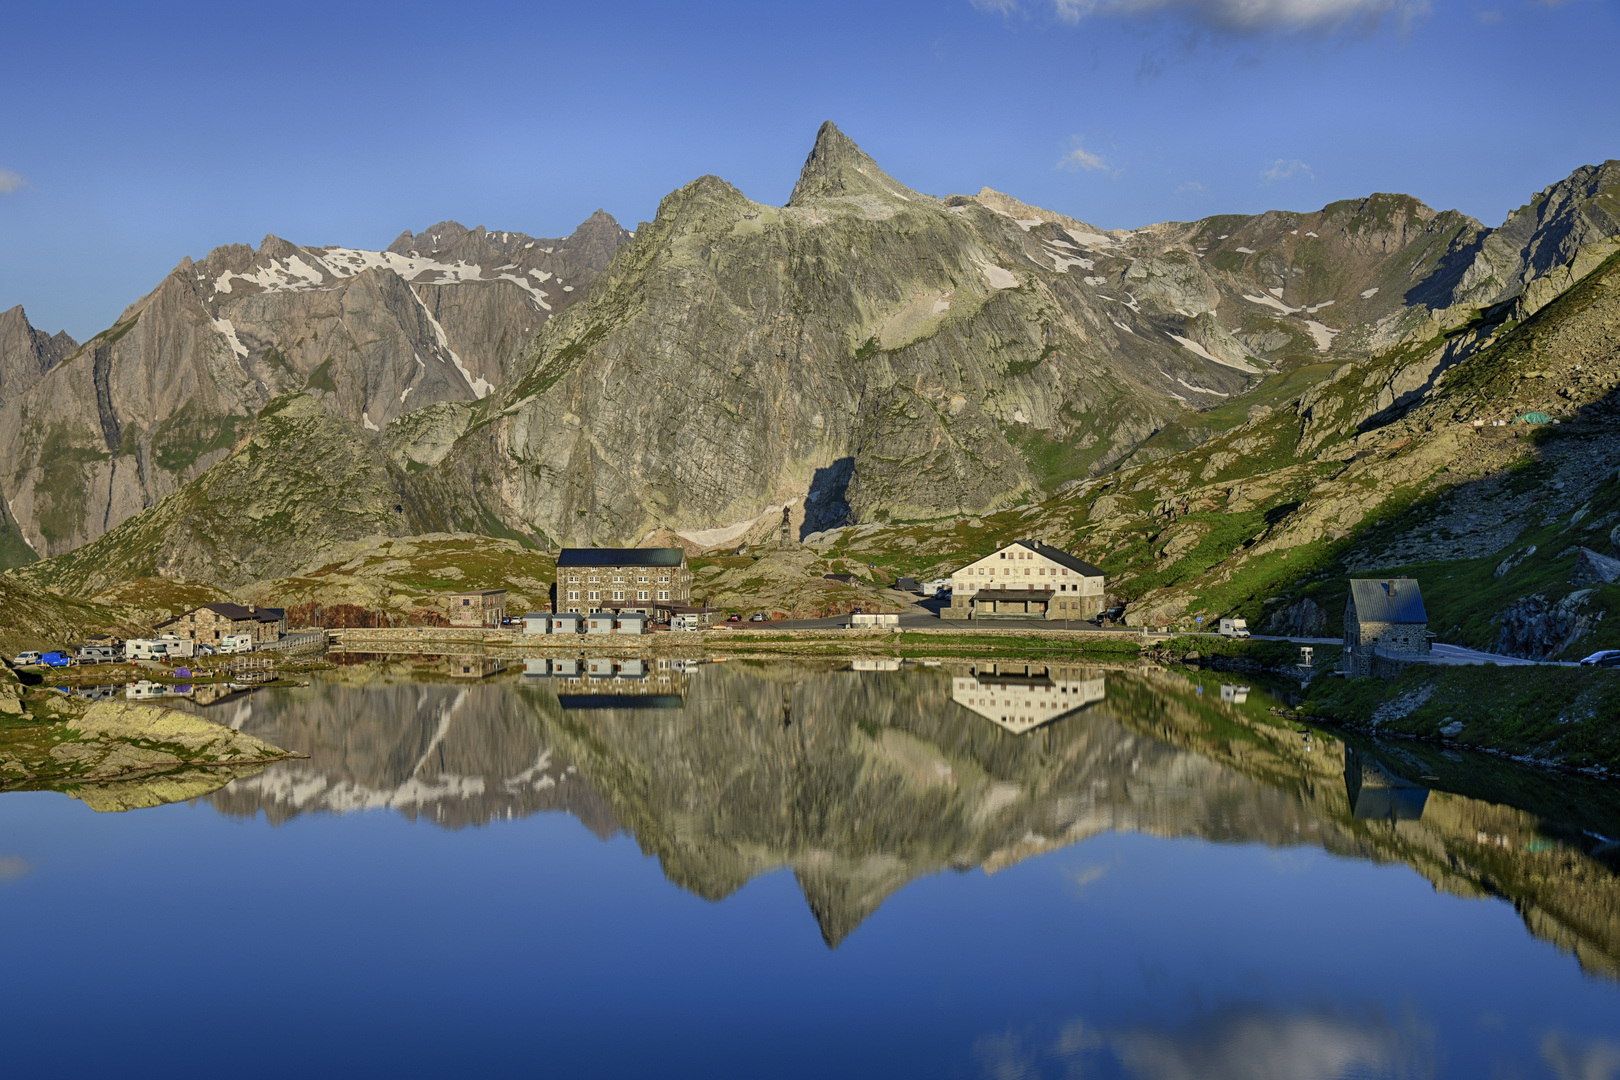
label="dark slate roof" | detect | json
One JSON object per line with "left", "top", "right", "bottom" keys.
{"left": 194, "top": 602, "right": 283, "bottom": 623}
{"left": 1349, "top": 578, "right": 1428, "bottom": 624}
{"left": 557, "top": 548, "right": 685, "bottom": 568}
{"left": 1021, "top": 540, "right": 1104, "bottom": 578}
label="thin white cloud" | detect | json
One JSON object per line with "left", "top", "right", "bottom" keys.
{"left": 1475, "top": 9, "right": 1502, "bottom": 21}
{"left": 1059, "top": 143, "right": 1110, "bottom": 172}
{"left": 1177, "top": 180, "right": 1206, "bottom": 193}
{"left": 976, "top": 1008, "right": 1433, "bottom": 1080}
{"left": 0, "top": 169, "right": 26, "bottom": 195}
{"left": 1014, "top": 0, "right": 1427, "bottom": 33}
{"left": 1541, "top": 1032, "right": 1620, "bottom": 1080}
{"left": 1262, "top": 158, "right": 1314, "bottom": 183}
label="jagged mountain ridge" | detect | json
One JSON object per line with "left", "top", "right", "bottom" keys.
{"left": 0, "top": 211, "right": 631, "bottom": 562}
{"left": 0, "top": 305, "right": 75, "bottom": 406}
{"left": 433, "top": 122, "right": 1514, "bottom": 549}
{"left": 5, "top": 124, "right": 1618, "bottom": 588}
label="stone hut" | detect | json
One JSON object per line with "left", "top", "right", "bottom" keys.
{"left": 1343, "top": 578, "right": 1429, "bottom": 677}
{"left": 446, "top": 589, "right": 507, "bottom": 628}
{"left": 158, "top": 603, "right": 287, "bottom": 645}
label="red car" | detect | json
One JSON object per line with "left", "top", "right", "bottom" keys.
{"left": 727, "top": 614, "right": 741, "bottom": 622}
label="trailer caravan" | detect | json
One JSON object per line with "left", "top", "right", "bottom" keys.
{"left": 158, "top": 635, "right": 195, "bottom": 659}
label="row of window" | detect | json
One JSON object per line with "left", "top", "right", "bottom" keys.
{"left": 566, "top": 590, "right": 672, "bottom": 602}
{"left": 962, "top": 565, "right": 1075, "bottom": 577}
{"left": 565, "top": 574, "right": 673, "bottom": 584}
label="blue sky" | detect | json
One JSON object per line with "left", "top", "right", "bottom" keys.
{"left": 1, "top": 0, "right": 1615, "bottom": 340}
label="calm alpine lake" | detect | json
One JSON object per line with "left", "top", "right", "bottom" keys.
{"left": 3, "top": 657, "right": 1617, "bottom": 1078}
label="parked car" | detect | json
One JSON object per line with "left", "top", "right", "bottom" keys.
{"left": 1579, "top": 649, "right": 1620, "bottom": 667}
{"left": 749, "top": 612, "right": 769, "bottom": 622}
{"left": 40, "top": 651, "right": 74, "bottom": 668}
{"left": 726, "top": 614, "right": 741, "bottom": 622}
{"left": 12, "top": 651, "right": 42, "bottom": 666}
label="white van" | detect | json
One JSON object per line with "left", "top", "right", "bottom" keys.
{"left": 218, "top": 634, "right": 255, "bottom": 655}
{"left": 12, "top": 651, "right": 42, "bottom": 666}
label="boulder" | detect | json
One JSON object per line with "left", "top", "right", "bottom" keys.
{"left": 1572, "top": 547, "right": 1620, "bottom": 586}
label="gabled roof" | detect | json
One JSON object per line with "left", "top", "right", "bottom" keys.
{"left": 1024, "top": 541, "right": 1104, "bottom": 578}
{"left": 557, "top": 547, "right": 686, "bottom": 568}
{"left": 181, "top": 602, "right": 285, "bottom": 623}
{"left": 1349, "top": 578, "right": 1427, "bottom": 624}
{"left": 959, "top": 541, "right": 1103, "bottom": 577}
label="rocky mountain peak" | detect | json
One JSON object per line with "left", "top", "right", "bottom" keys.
{"left": 787, "top": 121, "right": 930, "bottom": 208}
{"left": 387, "top": 221, "right": 472, "bottom": 256}
{"left": 0, "top": 305, "right": 76, "bottom": 406}
{"left": 555, "top": 209, "right": 633, "bottom": 272}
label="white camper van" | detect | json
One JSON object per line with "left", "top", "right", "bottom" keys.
{"left": 218, "top": 633, "right": 255, "bottom": 655}
{"left": 124, "top": 639, "right": 170, "bottom": 661}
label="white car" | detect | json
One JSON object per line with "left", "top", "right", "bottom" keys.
{"left": 1578, "top": 649, "right": 1620, "bottom": 668}
{"left": 11, "top": 651, "right": 42, "bottom": 666}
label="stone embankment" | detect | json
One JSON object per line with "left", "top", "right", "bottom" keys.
{"left": 324, "top": 625, "right": 1161, "bottom": 653}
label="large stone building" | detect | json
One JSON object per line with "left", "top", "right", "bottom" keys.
{"left": 446, "top": 589, "right": 507, "bottom": 627}
{"left": 1344, "top": 578, "right": 1429, "bottom": 676}
{"left": 157, "top": 603, "right": 287, "bottom": 645}
{"left": 945, "top": 540, "right": 1105, "bottom": 621}
{"left": 556, "top": 548, "right": 692, "bottom": 617}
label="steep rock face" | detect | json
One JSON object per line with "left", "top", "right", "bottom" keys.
{"left": 1439, "top": 160, "right": 1620, "bottom": 321}
{"left": 0, "top": 214, "right": 630, "bottom": 562}
{"left": 7, "top": 393, "right": 464, "bottom": 594}
{"left": 462, "top": 123, "right": 1275, "bottom": 547}
{"left": 0, "top": 305, "right": 75, "bottom": 405}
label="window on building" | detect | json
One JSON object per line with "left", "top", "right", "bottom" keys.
{"left": 568, "top": 590, "right": 579, "bottom": 601}
{"left": 588, "top": 590, "right": 599, "bottom": 601}
{"left": 613, "top": 590, "right": 624, "bottom": 601}
{"left": 638, "top": 590, "right": 649, "bottom": 601}
{"left": 658, "top": 590, "right": 669, "bottom": 601}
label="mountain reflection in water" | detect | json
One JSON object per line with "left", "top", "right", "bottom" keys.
{"left": 196, "top": 658, "right": 1620, "bottom": 971}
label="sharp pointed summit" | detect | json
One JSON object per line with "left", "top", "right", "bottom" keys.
{"left": 787, "top": 121, "right": 931, "bottom": 207}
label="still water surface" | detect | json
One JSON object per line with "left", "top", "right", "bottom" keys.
{"left": 2, "top": 658, "right": 1617, "bottom": 1078}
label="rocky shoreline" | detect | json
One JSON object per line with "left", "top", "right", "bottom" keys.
{"left": 0, "top": 667, "right": 303, "bottom": 803}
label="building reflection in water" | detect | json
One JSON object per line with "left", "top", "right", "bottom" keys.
{"left": 527, "top": 655, "right": 693, "bottom": 710}
{"left": 951, "top": 663, "right": 1107, "bottom": 733}
{"left": 451, "top": 655, "right": 506, "bottom": 679}
{"left": 1344, "top": 745, "right": 1429, "bottom": 821}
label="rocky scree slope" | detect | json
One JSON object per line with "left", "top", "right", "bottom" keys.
{"left": 0, "top": 212, "right": 630, "bottom": 563}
